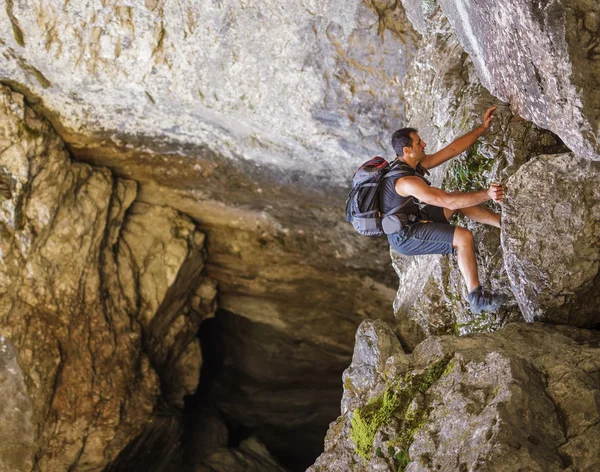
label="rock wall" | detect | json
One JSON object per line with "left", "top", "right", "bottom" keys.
{"left": 0, "top": 5, "right": 414, "bottom": 461}
{"left": 437, "top": 0, "right": 600, "bottom": 160}
{"left": 0, "top": 336, "right": 34, "bottom": 472}
{"left": 503, "top": 153, "right": 600, "bottom": 327}
{"left": 309, "top": 319, "right": 600, "bottom": 472}
{"left": 389, "top": 8, "right": 568, "bottom": 349}
{"left": 0, "top": 84, "right": 215, "bottom": 470}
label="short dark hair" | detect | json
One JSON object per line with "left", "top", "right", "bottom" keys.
{"left": 391, "top": 128, "right": 418, "bottom": 156}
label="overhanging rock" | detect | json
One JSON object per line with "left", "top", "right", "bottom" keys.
{"left": 0, "top": 0, "right": 418, "bottom": 184}
{"left": 436, "top": 0, "right": 600, "bottom": 160}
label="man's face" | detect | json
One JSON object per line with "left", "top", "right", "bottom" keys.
{"left": 406, "top": 132, "right": 426, "bottom": 161}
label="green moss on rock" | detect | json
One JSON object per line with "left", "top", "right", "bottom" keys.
{"left": 350, "top": 356, "right": 451, "bottom": 462}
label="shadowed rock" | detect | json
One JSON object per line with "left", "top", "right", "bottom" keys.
{"left": 0, "top": 336, "right": 35, "bottom": 472}
{"left": 0, "top": 84, "right": 216, "bottom": 470}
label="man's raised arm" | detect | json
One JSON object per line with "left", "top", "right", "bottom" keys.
{"left": 420, "top": 106, "right": 497, "bottom": 170}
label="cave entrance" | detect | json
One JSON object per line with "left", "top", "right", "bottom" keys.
{"left": 182, "top": 308, "right": 343, "bottom": 471}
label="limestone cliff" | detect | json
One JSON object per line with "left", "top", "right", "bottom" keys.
{"left": 0, "top": 0, "right": 599, "bottom": 470}
{"left": 0, "top": 84, "right": 216, "bottom": 470}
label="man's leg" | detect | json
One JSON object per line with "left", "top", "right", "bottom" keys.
{"left": 452, "top": 226, "right": 479, "bottom": 292}
{"left": 444, "top": 205, "right": 500, "bottom": 228}
{"left": 452, "top": 225, "right": 505, "bottom": 313}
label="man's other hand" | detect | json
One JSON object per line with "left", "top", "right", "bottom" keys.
{"left": 487, "top": 183, "right": 504, "bottom": 203}
{"left": 482, "top": 106, "right": 498, "bottom": 130}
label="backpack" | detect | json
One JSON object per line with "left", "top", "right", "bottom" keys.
{"left": 344, "top": 157, "right": 412, "bottom": 236}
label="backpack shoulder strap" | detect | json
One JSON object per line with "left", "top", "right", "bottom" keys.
{"left": 383, "top": 161, "right": 415, "bottom": 179}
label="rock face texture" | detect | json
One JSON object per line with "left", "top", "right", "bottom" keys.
{"left": 389, "top": 9, "right": 567, "bottom": 349}
{"left": 0, "top": 0, "right": 417, "bottom": 183}
{"left": 503, "top": 153, "right": 600, "bottom": 327}
{"left": 309, "top": 319, "right": 600, "bottom": 472}
{"left": 0, "top": 2, "right": 417, "bottom": 467}
{"left": 0, "top": 336, "right": 35, "bottom": 472}
{"left": 0, "top": 84, "right": 215, "bottom": 470}
{"left": 435, "top": 0, "right": 600, "bottom": 160}
{"left": 1, "top": 0, "right": 600, "bottom": 470}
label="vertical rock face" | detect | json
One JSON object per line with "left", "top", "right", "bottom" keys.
{"left": 0, "top": 336, "right": 34, "bottom": 472}
{"left": 0, "top": 84, "right": 215, "bottom": 470}
{"left": 309, "top": 320, "right": 600, "bottom": 472}
{"left": 502, "top": 153, "right": 600, "bottom": 327}
{"left": 436, "top": 0, "right": 600, "bottom": 160}
{"left": 116, "top": 202, "right": 216, "bottom": 406}
{"left": 390, "top": 9, "right": 566, "bottom": 349}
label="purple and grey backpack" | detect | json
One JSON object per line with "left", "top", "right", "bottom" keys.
{"left": 345, "top": 157, "right": 409, "bottom": 236}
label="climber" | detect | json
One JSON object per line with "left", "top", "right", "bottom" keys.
{"left": 383, "top": 106, "right": 505, "bottom": 314}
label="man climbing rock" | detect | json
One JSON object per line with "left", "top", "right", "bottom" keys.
{"left": 383, "top": 106, "right": 504, "bottom": 314}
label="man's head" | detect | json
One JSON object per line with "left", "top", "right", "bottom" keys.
{"left": 391, "top": 127, "right": 426, "bottom": 161}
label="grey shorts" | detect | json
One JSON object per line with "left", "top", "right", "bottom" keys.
{"left": 387, "top": 205, "right": 455, "bottom": 256}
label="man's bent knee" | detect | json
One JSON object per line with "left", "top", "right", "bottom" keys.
{"left": 452, "top": 227, "right": 474, "bottom": 249}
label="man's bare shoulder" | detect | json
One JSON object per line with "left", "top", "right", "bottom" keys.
{"left": 394, "top": 175, "right": 425, "bottom": 197}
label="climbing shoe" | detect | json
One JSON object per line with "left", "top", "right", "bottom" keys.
{"left": 468, "top": 286, "right": 505, "bottom": 314}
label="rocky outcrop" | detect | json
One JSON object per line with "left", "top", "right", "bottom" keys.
{"left": 0, "top": 84, "right": 215, "bottom": 470}
{"left": 502, "top": 153, "right": 600, "bottom": 327}
{"left": 434, "top": 0, "right": 600, "bottom": 160}
{"left": 390, "top": 9, "right": 567, "bottom": 349}
{"left": 309, "top": 319, "right": 600, "bottom": 472}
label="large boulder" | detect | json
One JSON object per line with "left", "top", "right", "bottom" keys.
{"left": 390, "top": 10, "right": 566, "bottom": 348}
{"left": 436, "top": 0, "right": 600, "bottom": 160}
{"left": 0, "top": 84, "right": 215, "bottom": 470}
{"left": 309, "top": 320, "right": 600, "bottom": 471}
{"left": 502, "top": 153, "right": 600, "bottom": 327}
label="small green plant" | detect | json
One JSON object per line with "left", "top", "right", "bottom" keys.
{"left": 444, "top": 141, "right": 494, "bottom": 193}
{"left": 395, "top": 449, "right": 410, "bottom": 471}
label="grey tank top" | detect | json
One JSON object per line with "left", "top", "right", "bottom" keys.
{"left": 380, "top": 161, "right": 431, "bottom": 217}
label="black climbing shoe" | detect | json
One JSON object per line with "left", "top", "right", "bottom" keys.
{"left": 468, "top": 286, "right": 504, "bottom": 314}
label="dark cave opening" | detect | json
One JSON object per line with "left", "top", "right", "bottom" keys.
{"left": 181, "top": 309, "right": 341, "bottom": 472}
{"left": 105, "top": 308, "right": 343, "bottom": 472}
{"left": 181, "top": 314, "right": 255, "bottom": 467}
